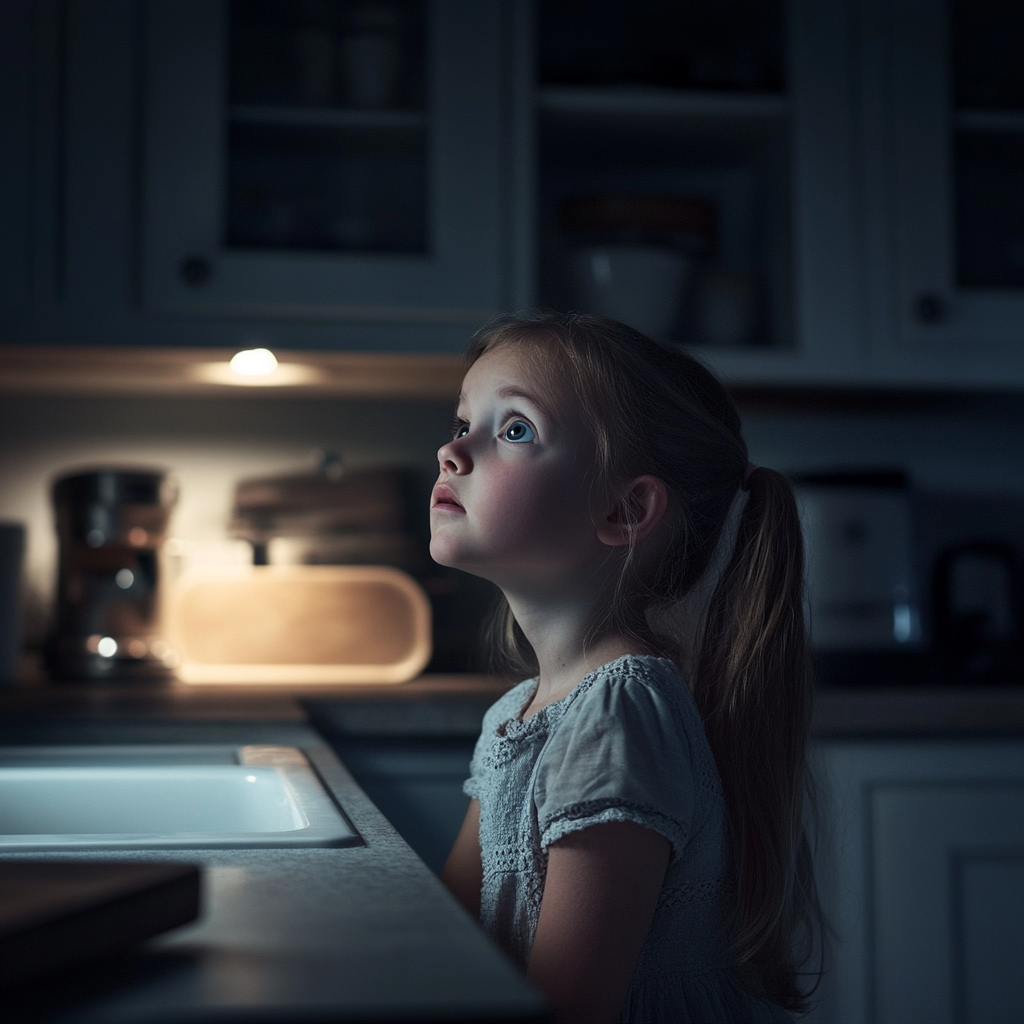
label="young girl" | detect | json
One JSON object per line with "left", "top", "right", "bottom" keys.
{"left": 432, "top": 312, "right": 819, "bottom": 1024}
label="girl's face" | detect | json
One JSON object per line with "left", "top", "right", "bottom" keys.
{"left": 429, "top": 345, "right": 608, "bottom": 592}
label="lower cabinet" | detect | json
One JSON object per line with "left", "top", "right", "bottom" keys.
{"left": 328, "top": 736, "right": 475, "bottom": 874}
{"left": 808, "top": 739, "right": 1024, "bottom": 1024}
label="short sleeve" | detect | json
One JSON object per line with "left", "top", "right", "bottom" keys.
{"left": 533, "top": 667, "right": 696, "bottom": 859}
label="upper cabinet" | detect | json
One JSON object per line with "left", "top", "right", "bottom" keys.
{"left": 1, "top": 0, "right": 1021, "bottom": 380}
{"left": 142, "top": 0, "right": 510, "bottom": 336}
{"left": 864, "top": 0, "right": 1024, "bottom": 386}
{"left": 531, "top": 0, "right": 863, "bottom": 386}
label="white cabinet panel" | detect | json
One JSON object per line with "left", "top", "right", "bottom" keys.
{"left": 865, "top": 0, "right": 1024, "bottom": 384}
{"left": 811, "top": 740, "right": 1024, "bottom": 1024}
{"left": 959, "top": 856, "right": 1024, "bottom": 1024}
{"left": 872, "top": 784, "right": 1024, "bottom": 1024}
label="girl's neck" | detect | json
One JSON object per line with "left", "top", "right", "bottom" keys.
{"left": 508, "top": 594, "right": 650, "bottom": 720}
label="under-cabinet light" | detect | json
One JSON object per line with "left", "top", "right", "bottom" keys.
{"left": 192, "top": 350, "right": 321, "bottom": 387}
{"left": 229, "top": 348, "right": 278, "bottom": 377}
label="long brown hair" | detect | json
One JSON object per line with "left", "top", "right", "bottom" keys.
{"left": 467, "top": 311, "right": 821, "bottom": 1011}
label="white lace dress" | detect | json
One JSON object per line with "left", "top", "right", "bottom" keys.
{"left": 464, "top": 653, "right": 793, "bottom": 1023}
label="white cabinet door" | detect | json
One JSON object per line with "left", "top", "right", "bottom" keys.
{"left": 810, "top": 740, "right": 1024, "bottom": 1024}
{"left": 141, "top": 1, "right": 507, "bottom": 335}
{"left": 864, "top": 0, "right": 1024, "bottom": 386}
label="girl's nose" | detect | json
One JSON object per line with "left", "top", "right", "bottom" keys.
{"left": 437, "top": 437, "right": 471, "bottom": 474}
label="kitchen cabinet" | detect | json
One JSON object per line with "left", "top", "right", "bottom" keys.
{"left": 2, "top": 0, "right": 1022, "bottom": 385}
{"left": 141, "top": 0, "right": 515, "bottom": 342}
{"left": 0, "top": 0, "right": 526, "bottom": 354}
{"left": 861, "top": 0, "right": 1024, "bottom": 387}
{"left": 807, "top": 739, "right": 1024, "bottom": 1024}
{"left": 533, "top": 0, "right": 863, "bottom": 387}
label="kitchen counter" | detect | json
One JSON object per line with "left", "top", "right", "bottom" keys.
{"left": 0, "top": 684, "right": 543, "bottom": 1023}
{"left": 3, "top": 674, "right": 1024, "bottom": 739}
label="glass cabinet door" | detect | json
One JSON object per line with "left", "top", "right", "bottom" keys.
{"left": 532, "top": 0, "right": 862, "bottom": 384}
{"left": 140, "top": 0, "right": 505, "bottom": 334}
{"left": 886, "top": 0, "right": 1024, "bottom": 362}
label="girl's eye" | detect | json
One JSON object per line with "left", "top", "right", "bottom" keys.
{"left": 502, "top": 420, "right": 536, "bottom": 443}
{"left": 452, "top": 419, "right": 469, "bottom": 439}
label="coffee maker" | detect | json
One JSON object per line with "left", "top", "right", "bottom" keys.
{"left": 46, "top": 468, "right": 177, "bottom": 681}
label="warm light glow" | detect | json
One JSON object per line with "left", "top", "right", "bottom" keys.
{"left": 192, "top": 359, "right": 321, "bottom": 387}
{"left": 230, "top": 348, "right": 279, "bottom": 377}
{"left": 97, "top": 636, "right": 118, "bottom": 658}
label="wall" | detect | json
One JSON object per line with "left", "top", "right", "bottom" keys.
{"left": 0, "top": 391, "right": 1022, "bottom": 647}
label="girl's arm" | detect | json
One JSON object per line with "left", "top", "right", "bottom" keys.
{"left": 527, "top": 821, "right": 670, "bottom": 1024}
{"left": 441, "top": 798, "right": 483, "bottom": 919}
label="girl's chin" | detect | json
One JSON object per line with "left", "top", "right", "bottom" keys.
{"left": 428, "top": 540, "right": 498, "bottom": 581}
{"left": 428, "top": 538, "right": 468, "bottom": 570}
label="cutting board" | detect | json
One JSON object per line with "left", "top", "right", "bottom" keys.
{"left": 0, "top": 861, "right": 200, "bottom": 987}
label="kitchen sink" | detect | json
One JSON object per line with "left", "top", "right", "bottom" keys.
{"left": 0, "top": 745, "right": 360, "bottom": 850}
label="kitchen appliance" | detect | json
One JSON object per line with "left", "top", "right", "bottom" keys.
{"left": 562, "top": 194, "right": 715, "bottom": 338}
{"left": 933, "top": 541, "right": 1022, "bottom": 685}
{"left": 165, "top": 565, "right": 432, "bottom": 684}
{"left": 229, "top": 455, "right": 425, "bottom": 572}
{"left": 794, "top": 472, "right": 922, "bottom": 654}
{"left": 46, "top": 468, "right": 177, "bottom": 682}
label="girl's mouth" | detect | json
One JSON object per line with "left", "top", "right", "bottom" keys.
{"left": 431, "top": 485, "right": 465, "bottom": 512}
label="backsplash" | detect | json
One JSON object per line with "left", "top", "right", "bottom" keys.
{"left": 1, "top": 392, "right": 1022, "bottom": 650}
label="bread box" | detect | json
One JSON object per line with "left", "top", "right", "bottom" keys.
{"left": 166, "top": 565, "right": 432, "bottom": 684}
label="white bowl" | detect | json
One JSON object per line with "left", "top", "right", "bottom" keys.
{"left": 568, "top": 245, "right": 693, "bottom": 338}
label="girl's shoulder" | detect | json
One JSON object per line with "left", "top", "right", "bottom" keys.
{"left": 534, "top": 654, "right": 722, "bottom": 859}
{"left": 562, "top": 653, "right": 697, "bottom": 729}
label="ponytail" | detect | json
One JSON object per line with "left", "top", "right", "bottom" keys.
{"left": 693, "top": 467, "right": 819, "bottom": 1011}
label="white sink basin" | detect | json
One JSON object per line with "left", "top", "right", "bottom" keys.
{"left": 0, "top": 745, "right": 360, "bottom": 850}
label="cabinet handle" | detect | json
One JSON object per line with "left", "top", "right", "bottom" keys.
{"left": 912, "top": 293, "right": 947, "bottom": 325}
{"left": 180, "top": 256, "right": 213, "bottom": 287}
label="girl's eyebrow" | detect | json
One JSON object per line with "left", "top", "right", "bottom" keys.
{"left": 496, "top": 385, "right": 550, "bottom": 417}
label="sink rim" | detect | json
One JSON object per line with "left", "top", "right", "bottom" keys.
{"left": 0, "top": 744, "right": 362, "bottom": 850}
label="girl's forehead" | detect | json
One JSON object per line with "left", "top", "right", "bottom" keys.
{"left": 460, "top": 345, "right": 566, "bottom": 409}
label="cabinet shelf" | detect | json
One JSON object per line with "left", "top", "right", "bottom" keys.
{"left": 229, "top": 105, "right": 427, "bottom": 131}
{"left": 538, "top": 85, "right": 789, "bottom": 122}
{"left": 954, "top": 109, "right": 1024, "bottom": 134}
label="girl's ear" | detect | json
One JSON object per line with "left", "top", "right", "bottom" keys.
{"left": 596, "top": 475, "right": 669, "bottom": 547}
